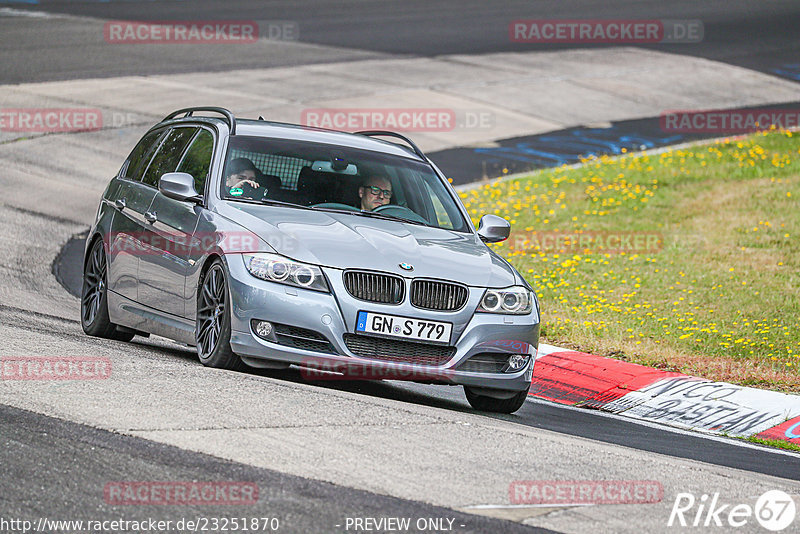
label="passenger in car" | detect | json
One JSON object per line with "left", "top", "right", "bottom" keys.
{"left": 358, "top": 176, "right": 392, "bottom": 211}
{"left": 224, "top": 157, "right": 260, "bottom": 197}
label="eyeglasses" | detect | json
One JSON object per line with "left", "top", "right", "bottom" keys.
{"left": 364, "top": 185, "right": 392, "bottom": 198}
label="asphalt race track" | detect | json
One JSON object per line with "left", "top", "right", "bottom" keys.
{"left": 2, "top": 0, "right": 800, "bottom": 83}
{"left": 1, "top": 403, "right": 551, "bottom": 534}
{"left": 2, "top": 2, "right": 800, "bottom": 533}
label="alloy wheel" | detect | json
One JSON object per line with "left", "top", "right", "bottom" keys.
{"left": 82, "top": 241, "right": 107, "bottom": 326}
{"left": 197, "top": 264, "right": 226, "bottom": 358}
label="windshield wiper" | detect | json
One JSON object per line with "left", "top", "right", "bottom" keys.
{"left": 257, "top": 198, "right": 310, "bottom": 209}
{"left": 229, "top": 197, "right": 311, "bottom": 210}
{"left": 306, "top": 204, "right": 433, "bottom": 228}
{"left": 308, "top": 205, "right": 360, "bottom": 215}
{"left": 353, "top": 209, "right": 432, "bottom": 227}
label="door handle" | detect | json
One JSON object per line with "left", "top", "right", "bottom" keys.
{"left": 114, "top": 198, "right": 126, "bottom": 210}
{"left": 144, "top": 211, "right": 158, "bottom": 224}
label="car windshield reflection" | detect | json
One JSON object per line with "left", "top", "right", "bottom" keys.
{"left": 220, "top": 136, "right": 467, "bottom": 232}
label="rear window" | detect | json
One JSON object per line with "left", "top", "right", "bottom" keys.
{"left": 141, "top": 127, "right": 198, "bottom": 188}
{"left": 122, "top": 129, "right": 165, "bottom": 181}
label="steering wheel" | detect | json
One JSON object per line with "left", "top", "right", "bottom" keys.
{"left": 373, "top": 204, "right": 430, "bottom": 224}
{"left": 228, "top": 182, "right": 263, "bottom": 200}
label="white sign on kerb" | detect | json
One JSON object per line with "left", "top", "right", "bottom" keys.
{"left": 603, "top": 377, "right": 800, "bottom": 437}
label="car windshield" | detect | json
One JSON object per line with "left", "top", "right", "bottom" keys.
{"left": 220, "top": 135, "right": 468, "bottom": 232}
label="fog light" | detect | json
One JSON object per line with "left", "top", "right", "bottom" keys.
{"left": 506, "top": 354, "right": 529, "bottom": 372}
{"left": 253, "top": 320, "right": 273, "bottom": 339}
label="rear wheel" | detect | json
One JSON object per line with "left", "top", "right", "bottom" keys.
{"left": 196, "top": 260, "right": 246, "bottom": 371}
{"left": 80, "top": 239, "right": 135, "bottom": 342}
{"left": 464, "top": 385, "right": 530, "bottom": 414}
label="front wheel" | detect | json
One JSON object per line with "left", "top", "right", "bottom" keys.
{"left": 464, "top": 385, "right": 530, "bottom": 414}
{"left": 81, "top": 239, "right": 134, "bottom": 342}
{"left": 196, "top": 260, "right": 246, "bottom": 371}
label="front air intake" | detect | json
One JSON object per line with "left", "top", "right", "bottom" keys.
{"left": 343, "top": 270, "right": 405, "bottom": 304}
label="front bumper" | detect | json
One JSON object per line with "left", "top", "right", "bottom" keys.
{"left": 225, "top": 255, "right": 539, "bottom": 392}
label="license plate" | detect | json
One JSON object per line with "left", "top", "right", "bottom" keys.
{"left": 355, "top": 311, "right": 452, "bottom": 345}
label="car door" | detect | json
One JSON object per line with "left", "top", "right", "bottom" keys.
{"left": 137, "top": 126, "right": 210, "bottom": 317}
{"left": 106, "top": 128, "right": 167, "bottom": 303}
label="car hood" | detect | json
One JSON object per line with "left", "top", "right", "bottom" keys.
{"left": 217, "top": 203, "right": 518, "bottom": 287}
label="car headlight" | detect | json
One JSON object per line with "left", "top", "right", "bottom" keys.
{"left": 477, "top": 286, "right": 533, "bottom": 315}
{"left": 242, "top": 253, "right": 329, "bottom": 292}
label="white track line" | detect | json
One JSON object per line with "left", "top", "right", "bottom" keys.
{"left": 0, "top": 7, "right": 63, "bottom": 19}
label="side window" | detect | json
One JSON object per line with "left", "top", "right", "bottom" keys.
{"left": 423, "top": 181, "right": 454, "bottom": 229}
{"left": 141, "top": 127, "right": 198, "bottom": 188}
{"left": 122, "top": 129, "right": 165, "bottom": 181}
{"left": 177, "top": 129, "right": 214, "bottom": 194}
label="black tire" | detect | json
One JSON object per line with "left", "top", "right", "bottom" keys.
{"left": 464, "top": 385, "right": 530, "bottom": 414}
{"left": 80, "top": 239, "right": 135, "bottom": 342}
{"left": 196, "top": 260, "right": 246, "bottom": 371}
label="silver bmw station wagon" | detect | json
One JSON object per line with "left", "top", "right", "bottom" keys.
{"left": 82, "top": 107, "right": 540, "bottom": 413}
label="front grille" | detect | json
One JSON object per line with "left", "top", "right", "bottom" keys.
{"left": 410, "top": 279, "right": 469, "bottom": 311}
{"left": 343, "top": 270, "right": 404, "bottom": 304}
{"left": 457, "top": 352, "right": 509, "bottom": 373}
{"left": 273, "top": 323, "right": 335, "bottom": 354}
{"left": 343, "top": 334, "right": 455, "bottom": 366}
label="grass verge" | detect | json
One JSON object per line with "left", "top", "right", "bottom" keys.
{"left": 459, "top": 129, "right": 800, "bottom": 393}
{"left": 743, "top": 435, "right": 800, "bottom": 453}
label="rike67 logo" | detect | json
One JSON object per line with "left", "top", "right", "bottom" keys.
{"left": 668, "top": 490, "right": 796, "bottom": 531}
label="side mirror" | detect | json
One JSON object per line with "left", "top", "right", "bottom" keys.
{"left": 159, "top": 172, "right": 202, "bottom": 203}
{"left": 477, "top": 214, "right": 511, "bottom": 243}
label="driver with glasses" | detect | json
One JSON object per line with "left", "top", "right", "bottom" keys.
{"left": 358, "top": 176, "right": 392, "bottom": 211}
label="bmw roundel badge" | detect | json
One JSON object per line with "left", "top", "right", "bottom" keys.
{"left": 399, "top": 262, "right": 414, "bottom": 271}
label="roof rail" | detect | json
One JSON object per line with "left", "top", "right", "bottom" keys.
{"left": 162, "top": 107, "right": 236, "bottom": 135}
{"left": 355, "top": 130, "right": 427, "bottom": 160}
